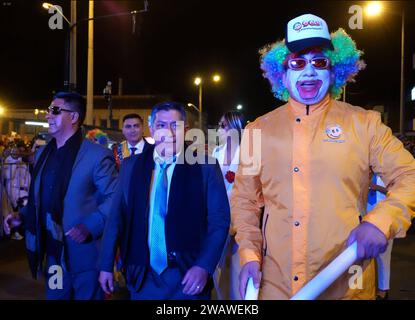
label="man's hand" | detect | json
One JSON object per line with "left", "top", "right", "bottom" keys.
{"left": 181, "top": 266, "right": 208, "bottom": 296}
{"left": 347, "top": 221, "right": 388, "bottom": 260}
{"left": 65, "top": 224, "right": 91, "bottom": 243}
{"left": 239, "top": 261, "right": 261, "bottom": 299}
{"left": 99, "top": 271, "right": 114, "bottom": 295}
{"left": 3, "top": 214, "right": 22, "bottom": 235}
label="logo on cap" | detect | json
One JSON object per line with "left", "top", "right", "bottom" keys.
{"left": 293, "top": 20, "right": 323, "bottom": 32}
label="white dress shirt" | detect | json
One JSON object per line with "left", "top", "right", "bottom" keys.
{"left": 127, "top": 139, "right": 145, "bottom": 155}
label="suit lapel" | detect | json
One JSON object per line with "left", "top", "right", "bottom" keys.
{"left": 168, "top": 153, "right": 186, "bottom": 215}
{"left": 126, "top": 145, "right": 154, "bottom": 232}
{"left": 72, "top": 140, "right": 87, "bottom": 173}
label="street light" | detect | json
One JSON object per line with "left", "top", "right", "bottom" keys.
{"left": 187, "top": 103, "right": 200, "bottom": 112}
{"left": 194, "top": 77, "right": 202, "bottom": 86}
{"left": 236, "top": 104, "right": 243, "bottom": 111}
{"left": 365, "top": 2, "right": 383, "bottom": 16}
{"left": 42, "top": 2, "right": 149, "bottom": 125}
{"left": 42, "top": 2, "right": 76, "bottom": 91}
{"left": 193, "top": 74, "right": 221, "bottom": 130}
{"left": 365, "top": 1, "right": 405, "bottom": 134}
{"left": 43, "top": 2, "right": 71, "bottom": 24}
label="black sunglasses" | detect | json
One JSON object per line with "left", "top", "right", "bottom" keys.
{"left": 47, "top": 105, "right": 75, "bottom": 115}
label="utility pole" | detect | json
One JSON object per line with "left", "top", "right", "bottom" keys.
{"left": 69, "top": 1, "right": 77, "bottom": 91}
{"left": 86, "top": 1, "right": 94, "bottom": 126}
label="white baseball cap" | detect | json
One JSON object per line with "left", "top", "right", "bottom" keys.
{"left": 286, "top": 13, "right": 334, "bottom": 53}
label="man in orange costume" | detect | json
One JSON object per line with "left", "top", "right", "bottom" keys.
{"left": 232, "top": 13, "right": 415, "bottom": 300}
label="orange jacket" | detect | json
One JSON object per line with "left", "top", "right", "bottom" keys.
{"left": 231, "top": 95, "right": 415, "bottom": 299}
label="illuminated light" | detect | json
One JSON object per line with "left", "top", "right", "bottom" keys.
{"left": 34, "top": 109, "right": 40, "bottom": 115}
{"left": 366, "top": 2, "right": 383, "bottom": 17}
{"left": 213, "top": 75, "right": 221, "bottom": 82}
{"left": 236, "top": 104, "right": 243, "bottom": 110}
{"left": 187, "top": 103, "right": 200, "bottom": 112}
{"left": 412, "top": 86, "right": 415, "bottom": 101}
{"left": 194, "top": 77, "right": 202, "bottom": 86}
{"left": 25, "top": 121, "right": 49, "bottom": 128}
{"left": 42, "top": 2, "right": 53, "bottom": 9}
{"left": 0, "top": 107, "right": 4, "bottom": 115}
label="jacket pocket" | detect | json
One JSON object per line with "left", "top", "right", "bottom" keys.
{"left": 262, "top": 213, "right": 269, "bottom": 257}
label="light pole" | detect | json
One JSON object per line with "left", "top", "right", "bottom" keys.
{"left": 43, "top": 1, "right": 149, "bottom": 126}
{"left": 43, "top": 2, "right": 77, "bottom": 91}
{"left": 365, "top": 2, "right": 406, "bottom": 134}
{"left": 194, "top": 77, "right": 203, "bottom": 129}
{"left": 193, "top": 74, "right": 221, "bottom": 130}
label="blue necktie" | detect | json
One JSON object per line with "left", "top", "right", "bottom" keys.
{"left": 130, "top": 147, "right": 137, "bottom": 155}
{"left": 150, "top": 162, "right": 170, "bottom": 274}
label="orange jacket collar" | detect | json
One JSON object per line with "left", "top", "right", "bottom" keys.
{"left": 288, "top": 94, "right": 331, "bottom": 117}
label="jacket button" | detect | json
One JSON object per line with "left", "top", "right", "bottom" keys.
{"left": 296, "top": 118, "right": 301, "bottom": 123}
{"left": 294, "top": 167, "right": 299, "bottom": 172}
{"left": 294, "top": 221, "right": 300, "bottom": 227}
{"left": 294, "top": 276, "right": 299, "bottom": 281}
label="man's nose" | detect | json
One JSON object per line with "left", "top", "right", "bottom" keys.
{"left": 302, "top": 61, "right": 317, "bottom": 76}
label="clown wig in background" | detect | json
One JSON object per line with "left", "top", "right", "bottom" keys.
{"left": 260, "top": 28, "right": 366, "bottom": 101}
{"left": 86, "top": 128, "right": 109, "bottom": 148}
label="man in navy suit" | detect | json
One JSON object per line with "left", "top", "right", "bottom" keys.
{"left": 99, "top": 101, "right": 230, "bottom": 299}
{"left": 4, "top": 92, "right": 117, "bottom": 300}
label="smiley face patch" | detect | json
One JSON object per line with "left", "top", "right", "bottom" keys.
{"left": 325, "top": 124, "right": 342, "bottom": 140}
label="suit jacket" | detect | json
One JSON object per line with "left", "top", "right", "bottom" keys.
{"left": 113, "top": 138, "right": 152, "bottom": 169}
{"left": 21, "top": 139, "right": 118, "bottom": 273}
{"left": 100, "top": 144, "right": 230, "bottom": 291}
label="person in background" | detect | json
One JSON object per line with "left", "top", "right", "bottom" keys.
{"left": 2, "top": 143, "right": 31, "bottom": 240}
{"left": 112, "top": 113, "right": 151, "bottom": 169}
{"left": 212, "top": 111, "right": 246, "bottom": 300}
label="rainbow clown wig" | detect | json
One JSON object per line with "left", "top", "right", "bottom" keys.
{"left": 259, "top": 28, "right": 366, "bottom": 101}
{"left": 86, "top": 128, "right": 109, "bottom": 147}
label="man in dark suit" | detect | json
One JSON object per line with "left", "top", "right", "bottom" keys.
{"left": 4, "top": 92, "right": 117, "bottom": 300}
{"left": 99, "top": 101, "right": 230, "bottom": 299}
{"left": 112, "top": 113, "right": 152, "bottom": 169}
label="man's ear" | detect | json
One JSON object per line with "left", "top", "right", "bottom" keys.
{"left": 71, "top": 112, "right": 80, "bottom": 125}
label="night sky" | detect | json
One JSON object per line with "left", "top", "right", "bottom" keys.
{"left": 1, "top": 0, "right": 415, "bottom": 131}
